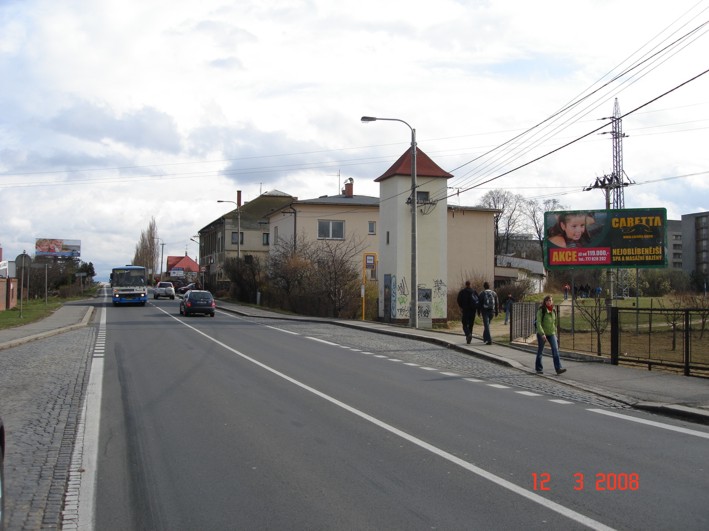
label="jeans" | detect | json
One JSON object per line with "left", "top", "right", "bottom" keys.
{"left": 461, "top": 309, "right": 475, "bottom": 337}
{"left": 481, "top": 310, "right": 493, "bottom": 343}
{"left": 535, "top": 333, "right": 561, "bottom": 372}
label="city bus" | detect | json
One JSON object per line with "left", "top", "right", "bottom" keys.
{"left": 110, "top": 265, "right": 148, "bottom": 305}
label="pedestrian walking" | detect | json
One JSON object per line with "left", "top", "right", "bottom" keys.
{"left": 456, "top": 281, "right": 479, "bottom": 344}
{"left": 535, "top": 295, "right": 566, "bottom": 375}
{"left": 478, "top": 281, "right": 498, "bottom": 345}
{"left": 563, "top": 283, "right": 570, "bottom": 300}
{"left": 503, "top": 293, "right": 514, "bottom": 325}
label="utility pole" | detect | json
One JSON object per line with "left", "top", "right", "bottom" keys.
{"left": 584, "top": 98, "right": 634, "bottom": 298}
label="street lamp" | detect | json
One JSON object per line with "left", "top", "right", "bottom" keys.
{"left": 217, "top": 199, "right": 241, "bottom": 259}
{"left": 361, "top": 115, "right": 418, "bottom": 328}
{"left": 190, "top": 237, "right": 203, "bottom": 287}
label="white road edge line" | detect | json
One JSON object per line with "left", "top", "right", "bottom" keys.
{"left": 588, "top": 409, "right": 709, "bottom": 439}
{"left": 157, "top": 306, "right": 615, "bottom": 530}
{"left": 72, "top": 300, "right": 107, "bottom": 530}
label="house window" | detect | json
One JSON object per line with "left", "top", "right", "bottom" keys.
{"left": 416, "top": 190, "right": 429, "bottom": 203}
{"left": 231, "top": 232, "right": 243, "bottom": 245}
{"left": 262, "top": 232, "right": 270, "bottom": 245}
{"left": 386, "top": 231, "right": 390, "bottom": 245}
{"left": 318, "top": 220, "right": 344, "bottom": 240}
{"left": 368, "top": 221, "right": 376, "bottom": 235}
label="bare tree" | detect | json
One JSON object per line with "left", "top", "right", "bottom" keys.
{"left": 132, "top": 217, "right": 159, "bottom": 278}
{"left": 267, "top": 235, "right": 317, "bottom": 312}
{"left": 523, "top": 198, "right": 565, "bottom": 259}
{"left": 657, "top": 297, "right": 684, "bottom": 351}
{"left": 313, "top": 237, "right": 365, "bottom": 318}
{"left": 575, "top": 297, "right": 610, "bottom": 355}
{"left": 478, "top": 190, "right": 525, "bottom": 255}
{"left": 224, "top": 254, "right": 264, "bottom": 304}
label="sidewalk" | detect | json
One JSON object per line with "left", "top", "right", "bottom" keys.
{"left": 2, "top": 301, "right": 707, "bottom": 425}
{"left": 0, "top": 303, "right": 93, "bottom": 351}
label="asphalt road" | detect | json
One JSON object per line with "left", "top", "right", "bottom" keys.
{"left": 87, "top": 297, "right": 709, "bottom": 530}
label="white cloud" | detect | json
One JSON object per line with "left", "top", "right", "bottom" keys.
{"left": 0, "top": 0, "right": 707, "bottom": 279}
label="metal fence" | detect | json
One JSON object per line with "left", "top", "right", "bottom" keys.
{"left": 510, "top": 302, "right": 709, "bottom": 377}
{"left": 611, "top": 307, "right": 709, "bottom": 376}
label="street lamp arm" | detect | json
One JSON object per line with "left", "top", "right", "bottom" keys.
{"left": 361, "top": 116, "right": 413, "bottom": 133}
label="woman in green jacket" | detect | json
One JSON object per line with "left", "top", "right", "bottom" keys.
{"left": 535, "top": 295, "right": 566, "bottom": 375}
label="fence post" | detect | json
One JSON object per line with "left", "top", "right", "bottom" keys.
{"left": 684, "top": 310, "right": 690, "bottom": 376}
{"left": 610, "top": 307, "right": 619, "bottom": 365}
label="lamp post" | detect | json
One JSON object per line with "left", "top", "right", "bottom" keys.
{"left": 190, "top": 237, "right": 203, "bottom": 287}
{"left": 217, "top": 199, "right": 241, "bottom": 260}
{"left": 361, "top": 115, "right": 418, "bottom": 328}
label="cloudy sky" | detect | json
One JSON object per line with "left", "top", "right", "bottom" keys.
{"left": 1, "top": 0, "right": 707, "bottom": 281}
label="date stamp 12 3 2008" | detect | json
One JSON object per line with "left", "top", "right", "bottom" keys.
{"left": 532, "top": 472, "right": 640, "bottom": 492}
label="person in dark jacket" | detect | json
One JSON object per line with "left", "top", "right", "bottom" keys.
{"left": 535, "top": 295, "right": 566, "bottom": 375}
{"left": 456, "top": 281, "right": 479, "bottom": 344}
{"left": 503, "top": 293, "right": 514, "bottom": 325}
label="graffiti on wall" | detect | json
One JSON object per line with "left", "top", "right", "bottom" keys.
{"left": 396, "top": 275, "right": 410, "bottom": 318}
{"left": 432, "top": 278, "right": 447, "bottom": 318}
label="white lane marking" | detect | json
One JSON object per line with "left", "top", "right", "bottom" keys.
{"left": 307, "top": 336, "right": 339, "bottom": 346}
{"left": 266, "top": 325, "right": 299, "bottom": 335}
{"left": 217, "top": 314, "right": 591, "bottom": 411}
{"left": 588, "top": 409, "right": 709, "bottom": 439}
{"left": 70, "top": 302, "right": 107, "bottom": 529}
{"left": 158, "top": 306, "right": 615, "bottom": 530}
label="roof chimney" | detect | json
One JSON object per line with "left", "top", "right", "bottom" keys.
{"left": 343, "top": 177, "right": 354, "bottom": 198}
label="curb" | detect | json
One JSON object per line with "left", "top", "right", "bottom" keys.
{"left": 634, "top": 402, "right": 709, "bottom": 426}
{"left": 0, "top": 306, "right": 94, "bottom": 351}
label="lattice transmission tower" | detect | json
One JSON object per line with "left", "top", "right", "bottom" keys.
{"left": 584, "top": 98, "right": 634, "bottom": 296}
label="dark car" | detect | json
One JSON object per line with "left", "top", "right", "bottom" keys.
{"left": 1, "top": 415, "right": 4, "bottom": 528}
{"left": 179, "top": 290, "right": 216, "bottom": 317}
{"left": 176, "top": 282, "right": 197, "bottom": 295}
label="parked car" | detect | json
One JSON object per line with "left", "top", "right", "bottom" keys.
{"left": 179, "top": 290, "right": 216, "bottom": 317}
{"left": 153, "top": 281, "right": 176, "bottom": 300}
{"left": 176, "top": 283, "right": 197, "bottom": 295}
{"left": 1, "top": 415, "right": 5, "bottom": 529}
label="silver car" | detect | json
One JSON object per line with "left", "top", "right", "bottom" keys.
{"left": 154, "top": 281, "right": 176, "bottom": 300}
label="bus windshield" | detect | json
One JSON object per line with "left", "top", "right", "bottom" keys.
{"left": 111, "top": 268, "right": 146, "bottom": 287}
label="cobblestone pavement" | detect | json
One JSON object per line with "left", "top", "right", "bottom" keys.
{"left": 0, "top": 327, "right": 95, "bottom": 530}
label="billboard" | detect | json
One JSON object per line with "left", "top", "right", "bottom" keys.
{"left": 544, "top": 208, "right": 666, "bottom": 269}
{"left": 35, "top": 238, "right": 81, "bottom": 258}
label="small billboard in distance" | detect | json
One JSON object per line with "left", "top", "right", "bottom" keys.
{"left": 544, "top": 208, "right": 666, "bottom": 270}
{"left": 35, "top": 238, "right": 81, "bottom": 258}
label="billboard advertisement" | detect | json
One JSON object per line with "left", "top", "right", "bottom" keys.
{"left": 35, "top": 238, "right": 81, "bottom": 258}
{"left": 544, "top": 208, "right": 666, "bottom": 269}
